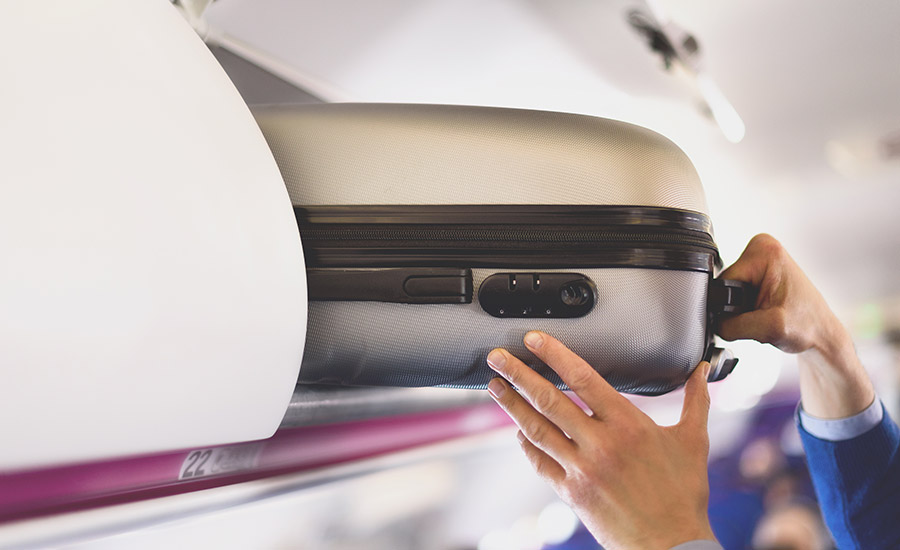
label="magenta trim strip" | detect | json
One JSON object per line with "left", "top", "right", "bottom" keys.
{"left": 0, "top": 404, "right": 509, "bottom": 523}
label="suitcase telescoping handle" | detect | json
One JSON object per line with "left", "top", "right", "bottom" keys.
{"left": 705, "top": 278, "right": 760, "bottom": 382}
{"left": 307, "top": 268, "right": 473, "bottom": 304}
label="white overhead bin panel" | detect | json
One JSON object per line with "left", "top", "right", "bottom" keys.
{"left": 0, "top": 0, "right": 308, "bottom": 470}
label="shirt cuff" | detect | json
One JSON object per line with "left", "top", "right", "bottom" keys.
{"left": 798, "top": 397, "right": 883, "bottom": 441}
{"left": 668, "top": 541, "right": 723, "bottom": 550}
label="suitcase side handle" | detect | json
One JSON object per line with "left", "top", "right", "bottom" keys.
{"left": 708, "top": 278, "right": 759, "bottom": 316}
{"left": 706, "top": 279, "right": 760, "bottom": 382}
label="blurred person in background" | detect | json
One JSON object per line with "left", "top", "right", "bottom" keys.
{"left": 710, "top": 434, "right": 814, "bottom": 547}
{"left": 751, "top": 501, "right": 830, "bottom": 550}
{"left": 485, "top": 234, "right": 898, "bottom": 549}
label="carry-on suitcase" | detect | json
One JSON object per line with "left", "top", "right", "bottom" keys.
{"left": 252, "top": 103, "right": 753, "bottom": 395}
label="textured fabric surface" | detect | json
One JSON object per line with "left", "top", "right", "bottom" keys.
{"left": 799, "top": 404, "right": 900, "bottom": 550}
{"left": 253, "top": 103, "right": 710, "bottom": 214}
{"left": 299, "top": 268, "right": 708, "bottom": 394}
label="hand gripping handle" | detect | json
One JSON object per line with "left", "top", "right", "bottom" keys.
{"left": 705, "top": 279, "right": 760, "bottom": 382}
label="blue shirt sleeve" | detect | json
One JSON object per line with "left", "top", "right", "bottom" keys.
{"left": 798, "top": 402, "right": 900, "bottom": 550}
{"left": 799, "top": 398, "right": 883, "bottom": 441}
{"left": 668, "top": 541, "right": 723, "bottom": 550}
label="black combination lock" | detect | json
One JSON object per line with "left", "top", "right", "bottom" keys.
{"left": 478, "top": 273, "right": 597, "bottom": 318}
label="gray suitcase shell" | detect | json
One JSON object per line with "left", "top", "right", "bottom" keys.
{"left": 253, "top": 103, "right": 744, "bottom": 395}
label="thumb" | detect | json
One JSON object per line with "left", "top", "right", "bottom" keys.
{"left": 679, "top": 361, "right": 711, "bottom": 433}
{"left": 717, "top": 308, "right": 781, "bottom": 344}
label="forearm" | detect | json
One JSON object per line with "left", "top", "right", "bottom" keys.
{"left": 797, "top": 318, "right": 875, "bottom": 419}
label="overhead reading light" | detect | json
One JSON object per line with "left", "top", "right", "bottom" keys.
{"left": 825, "top": 129, "right": 900, "bottom": 179}
{"left": 696, "top": 74, "right": 746, "bottom": 144}
{"left": 627, "top": 1, "right": 746, "bottom": 143}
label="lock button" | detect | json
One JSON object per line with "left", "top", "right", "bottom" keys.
{"left": 478, "top": 273, "right": 596, "bottom": 318}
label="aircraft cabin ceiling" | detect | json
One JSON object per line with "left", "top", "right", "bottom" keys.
{"left": 204, "top": 0, "right": 900, "bottom": 318}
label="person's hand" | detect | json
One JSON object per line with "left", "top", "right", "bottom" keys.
{"left": 486, "top": 331, "right": 716, "bottom": 550}
{"left": 717, "top": 233, "right": 874, "bottom": 418}
{"left": 717, "top": 233, "right": 844, "bottom": 355}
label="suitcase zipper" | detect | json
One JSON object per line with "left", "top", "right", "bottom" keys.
{"left": 298, "top": 226, "right": 716, "bottom": 249}
{"left": 295, "top": 206, "right": 721, "bottom": 272}
{"left": 299, "top": 225, "right": 719, "bottom": 272}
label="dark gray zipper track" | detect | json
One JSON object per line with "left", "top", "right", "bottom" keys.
{"left": 295, "top": 205, "right": 721, "bottom": 272}
{"left": 299, "top": 225, "right": 717, "bottom": 249}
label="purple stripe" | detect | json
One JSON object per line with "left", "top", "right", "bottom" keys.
{"left": 0, "top": 404, "right": 510, "bottom": 523}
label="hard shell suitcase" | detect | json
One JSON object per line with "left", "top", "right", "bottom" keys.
{"left": 253, "top": 103, "right": 753, "bottom": 395}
